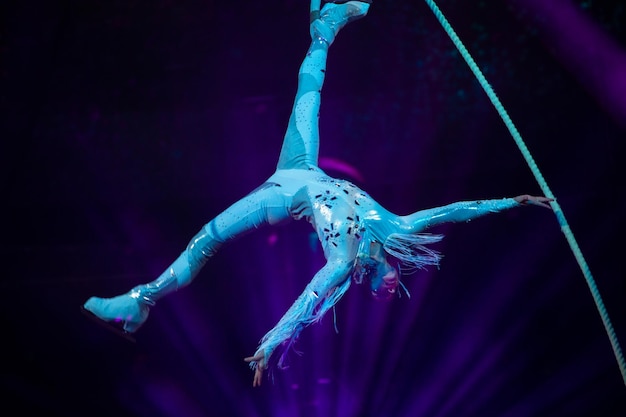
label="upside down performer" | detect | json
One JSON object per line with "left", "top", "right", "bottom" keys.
{"left": 82, "top": 0, "right": 553, "bottom": 387}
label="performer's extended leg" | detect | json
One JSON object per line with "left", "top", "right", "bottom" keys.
{"left": 276, "top": 1, "right": 370, "bottom": 170}
{"left": 82, "top": 185, "right": 291, "bottom": 337}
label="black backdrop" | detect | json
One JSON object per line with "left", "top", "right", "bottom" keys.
{"left": 2, "top": 1, "right": 626, "bottom": 416}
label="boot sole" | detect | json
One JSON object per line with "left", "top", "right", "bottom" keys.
{"left": 80, "top": 306, "right": 137, "bottom": 343}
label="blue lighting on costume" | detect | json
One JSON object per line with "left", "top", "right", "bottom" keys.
{"left": 4, "top": 1, "right": 625, "bottom": 416}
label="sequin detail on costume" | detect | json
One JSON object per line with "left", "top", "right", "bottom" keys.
{"left": 310, "top": 178, "right": 367, "bottom": 248}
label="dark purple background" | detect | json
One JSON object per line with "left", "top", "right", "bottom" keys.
{"left": 2, "top": 1, "right": 626, "bottom": 416}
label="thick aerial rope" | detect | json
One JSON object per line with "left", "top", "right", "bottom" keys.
{"left": 423, "top": 0, "right": 626, "bottom": 386}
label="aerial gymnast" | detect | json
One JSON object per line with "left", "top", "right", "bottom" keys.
{"left": 82, "top": 0, "right": 553, "bottom": 387}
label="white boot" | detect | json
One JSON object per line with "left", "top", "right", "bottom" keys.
{"left": 310, "top": 1, "right": 371, "bottom": 45}
{"left": 83, "top": 225, "right": 221, "bottom": 338}
{"left": 83, "top": 262, "right": 180, "bottom": 336}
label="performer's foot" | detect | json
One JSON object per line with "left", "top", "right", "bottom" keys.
{"left": 311, "top": 1, "right": 371, "bottom": 45}
{"left": 82, "top": 288, "right": 151, "bottom": 337}
{"left": 81, "top": 305, "right": 137, "bottom": 342}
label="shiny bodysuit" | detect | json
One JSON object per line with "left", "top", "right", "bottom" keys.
{"left": 83, "top": 1, "right": 520, "bottom": 373}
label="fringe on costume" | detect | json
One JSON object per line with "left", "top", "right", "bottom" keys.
{"left": 250, "top": 275, "right": 352, "bottom": 372}
{"left": 383, "top": 232, "right": 444, "bottom": 274}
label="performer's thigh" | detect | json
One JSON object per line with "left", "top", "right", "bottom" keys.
{"left": 277, "top": 76, "right": 322, "bottom": 170}
{"left": 207, "top": 186, "right": 291, "bottom": 242}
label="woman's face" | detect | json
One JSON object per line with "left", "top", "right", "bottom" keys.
{"left": 369, "top": 261, "right": 399, "bottom": 301}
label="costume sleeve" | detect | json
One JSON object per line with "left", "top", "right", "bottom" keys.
{"left": 403, "top": 198, "right": 520, "bottom": 232}
{"left": 249, "top": 259, "right": 353, "bottom": 371}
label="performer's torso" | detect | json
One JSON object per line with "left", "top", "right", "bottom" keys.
{"left": 267, "top": 169, "right": 401, "bottom": 259}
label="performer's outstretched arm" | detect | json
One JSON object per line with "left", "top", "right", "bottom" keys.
{"left": 244, "top": 257, "right": 353, "bottom": 387}
{"left": 401, "top": 195, "right": 553, "bottom": 233}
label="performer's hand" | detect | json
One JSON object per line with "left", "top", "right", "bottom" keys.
{"left": 244, "top": 352, "right": 265, "bottom": 387}
{"left": 514, "top": 194, "right": 554, "bottom": 209}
